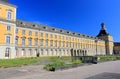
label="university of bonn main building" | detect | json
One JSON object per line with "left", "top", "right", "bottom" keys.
{"left": 0, "top": 0, "right": 119, "bottom": 59}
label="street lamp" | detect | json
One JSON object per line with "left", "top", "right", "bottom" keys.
{"left": 95, "top": 39, "right": 98, "bottom": 56}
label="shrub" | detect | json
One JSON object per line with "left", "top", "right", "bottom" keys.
{"left": 43, "top": 64, "right": 55, "bottom": 71}
{"left": 44, "top": 61, "right": 66, "bottom": 71}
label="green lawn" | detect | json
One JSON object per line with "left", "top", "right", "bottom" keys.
{"left": 43, "top": 56, "right": 82, "bottom": 71}
{"left": 0, "top": 57, "right": 40, "bottom": 68}
{"left": 99, "top": 55, "right": 120, "bottom": 61}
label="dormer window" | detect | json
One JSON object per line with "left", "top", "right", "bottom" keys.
{"left": 21, "top": 22, "right": 26, "bottom": 26}
{"left": 33, "top": 24, "right": 37, "bottom": 27}
{"left": 33, "top": 24, "right": 35, "bottom": 27}
{"left": 83, "top": 35, "right": 85, "bottom": 37}
{"left": 52, "top": 28, "right": 55, "bottom": 31}
{"left": 73, "top": 33, "right": 75, "bottom": 35}
{"left": 20, "top": 22, "right": 23, "bottom": 24}
{"left": 60, "top": 30, "right": 62, "bottom": 32}
{"left": 91, "top": 36, "right": 93, "bottom": 38}
{"left": 43, "top": 26, "right": 47, "bottom": 29}
{"left": 67, "top": 31, "right": 69, "bottom": 34}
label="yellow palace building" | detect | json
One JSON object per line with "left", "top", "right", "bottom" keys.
{"left": 0, "top": 0, "right": 114, "bottom": 59}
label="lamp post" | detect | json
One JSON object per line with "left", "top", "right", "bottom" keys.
{"left": 95, "top": 39, "right": 98, "bottom": 56}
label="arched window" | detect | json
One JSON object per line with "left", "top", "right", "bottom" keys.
{"left": 5, "top": 48, "right": 10, "bottom": 57}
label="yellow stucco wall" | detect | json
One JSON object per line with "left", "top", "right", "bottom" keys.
{"left": 16, "top": 27, "right": 105, "bottom": 52}
{"left": 0, "top": 4, "right": 16, "bottom": 21}
{"left": 0, "top": 3, "right": 16, "bottom": 45}
{"left": 0, "top": 23, "right": 15, "bottom": 45}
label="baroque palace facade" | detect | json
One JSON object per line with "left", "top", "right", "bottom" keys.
{"left": 0, "top": 0, "right": 114, "bottom": 59}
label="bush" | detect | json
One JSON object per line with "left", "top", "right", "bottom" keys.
{"left": 43, "top": 64, "right": 55, "bottom": 71}
{"left": 44, "top": 61, "right": 66, "bottom": 71}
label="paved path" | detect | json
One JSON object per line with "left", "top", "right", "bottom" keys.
{"left": 0, "top": 60, "right": 120, "bottom": 79}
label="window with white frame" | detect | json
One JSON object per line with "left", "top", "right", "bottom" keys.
{"left": 5, "top": 48, "right": 10, "bottom": 57}
{"left": 28, "top": 38, "right": 32, "bottom": 46}
{"left": 40, "top": 39, "right": 43, "bottom": 46}
{"left": 59, "top": 41, "right": 61, "bottom": 47}
{"left": 15, "top": 28, "right": 18, "bottom": 34}
{"left": 15, "top": 37, "right": 18, "bottom": 45}
{"left": 46, "top": 40, "right": 48, "bottom": 47}
{"left": 41, "top": 49, "right": 43, "bottom": 55}
{"left": 54, "top": 41, "right": 57, "bottom": 47}
{"left": 22, "top": 30, "right": 26, "bottom": 35}
{"left": 6, "top": 35, "right": 10, "bottom": 44}
{"left": 22, "top": 37, "right": 25, "bottom": 46}
{"left": 63, "top": 42, "right": 65, "bottom": 47}
{"left": 50, "top": 34, "right": 53, "bottom": 38}
{"left": 21, "top": 49, "right": 25, "bottom": 56}
{"left": 66, "top": 42, "right": 68, "bottom": 47}
{"left": 50, "top": 40, "right": 53, "bottom": 46}
{"left": 46, "top": 33, "right": 48, "bottom": 38}
{"left": 41, "top": 33, "right": 43, "bottom": 37}
{"left": 7, "top": 11, "right": 12, "bottom": 20}
{"left": 29, "top": 31, "right": 32, "bottom": 35}
{"left": 55, "top": 35, "right": 57, "bottom": 38}
{"left": 59, "top": 36, "right": 61, "bottom": 39}
{"left": 66, "top": 37, "right": 68, "bottom": 40}
{"left": 71, "top": 42, "right": 73, "bottom": 47}
{"left": 35, "top": 32, "right": 38, "bottom": 36}
{"left": 46, "top": 49, "right": 49, "bottom": 56}
{"left": 34, "top": 39, "right": 38, "bottom": 46}
{"left": 6, "top": 25, "right": 11, "bottom": 31}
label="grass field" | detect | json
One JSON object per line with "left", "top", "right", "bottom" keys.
{"left": 0, "top": 55, "right": 120, "bottom": 68}
{"left": 99, "top": 55, "right": 120, "bottom": 61}
{"left": 0, "top": 57, "right": 40, "bottom": 68}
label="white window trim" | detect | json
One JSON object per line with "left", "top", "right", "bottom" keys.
{"left": 5, "top": 35, "right": 11, "bottom": 44}
{"left": 6, "top": 25, "right": 11, "bottom": 31}
{"left": 6, "top": 11, "right": 12, "bottom": 20}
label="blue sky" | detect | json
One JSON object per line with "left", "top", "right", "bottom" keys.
{"left": 10, "top": 0, "right": 120, "bottom": 41}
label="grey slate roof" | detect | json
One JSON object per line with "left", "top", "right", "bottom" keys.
{"left": 16, "top": 19, "right": 103, "bottom": 41}
{"left": 114, "top": 42, "right": 120, "bottom": 46}
{"left": 0, "top": 18, "right": 15, "bottom": 24}
{"left": 0, "top": 0, "right": 17, "bottom": 8}
{"left": 0, "top": 0, "right": 8, "bottom": 2}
